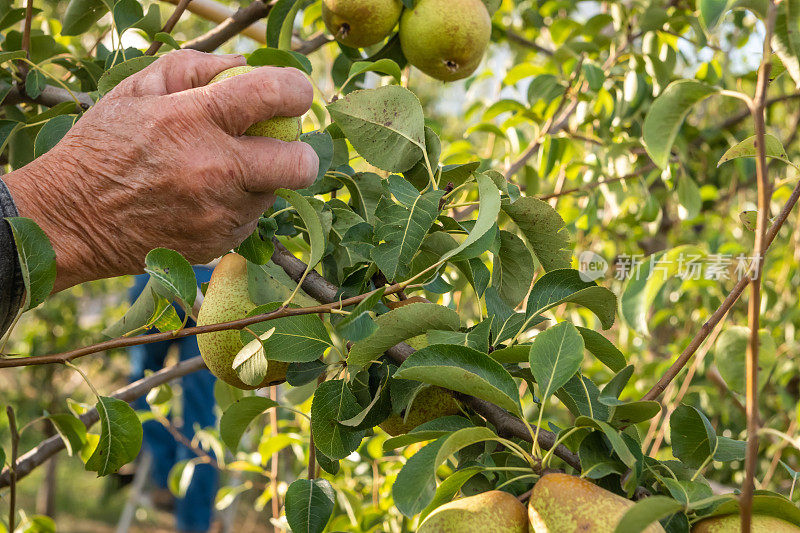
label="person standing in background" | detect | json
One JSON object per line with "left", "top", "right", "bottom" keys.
{"left": 128, "top": 266, "right": 217, "bottom": 533}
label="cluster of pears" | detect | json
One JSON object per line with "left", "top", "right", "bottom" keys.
{"left": 322, "top": 0, "right": 492, "bottom": 81}
{"left": 196, "top": 253, "right": 288, "bottom": 389}
{"left": 417, "top": 473, "right": 800, "bottom": 532}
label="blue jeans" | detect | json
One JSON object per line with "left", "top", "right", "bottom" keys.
{"left": 129, "top": 268, "right": 217, "bottom": 533}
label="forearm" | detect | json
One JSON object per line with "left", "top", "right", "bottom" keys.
{"left": 3, "top": 155, "right": 109, "bottom": 293}
{"left": 0, "top": 176, "right": 23, "bottom": 335}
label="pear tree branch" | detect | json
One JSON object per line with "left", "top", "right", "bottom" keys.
{"left": 741, "top": 3, "right": 777, "bottom": 528}
{"left": 0, "top": 355, "right": 207, "bottom": 488}
{"left": 641, "top": 162, "right": 800, "bottom": 402}
{"left": 269, "top": 240, "right": 582, "bottom": 470}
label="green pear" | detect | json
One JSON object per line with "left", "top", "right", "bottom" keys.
{"left": 196, "top": 253, "right": 288, "bottom": 390}
{"left": 322, "top": 0, "right": 403, "bottom": 48}
{"left": 209, "top": 66, "right": 303, "bottom": 141}
{"left": 379, "top": 385, "right": 461, "bottom": 436}
{"left": 692, "top": 514, "right": 800, "bottom": 532}
{"left": 399, "top": 0, "right": 491, "bottom": 81}
{"left": 418, "top": 490, "right": 528, "bottom": 532}
{"left": 529, "top": 473, "right": 665, "bottom": 532}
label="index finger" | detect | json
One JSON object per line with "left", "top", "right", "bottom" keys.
{"left": 179, "top": 66, "right": 313, "bottom": 136}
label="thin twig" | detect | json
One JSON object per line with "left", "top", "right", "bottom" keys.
{"left": 505, "top": 29, "right": 554, "bottom": 56}
{"left": 741, "top": 3, "right": 777, "bottom": 528}
{"left": 6, "top": 406, "right": 18, "bottom": 532}
{"left": 146, "top": 0, "right": 193, "bottom": 56}
{"left": 642, "top": 176, "right": 800, "bottom": 401}
{"left": 0, "top": 356, "right": 207, "bottom": 488}
{"left": 182, "top": 0, "right": 271, "bottom": 52}
{"left": 17, "top": 0, "right": 34, "bottom": 80}
{"left": 0, "top": 267, "right": 409, "bottom": 368}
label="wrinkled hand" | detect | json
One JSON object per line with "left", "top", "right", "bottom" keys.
{"left": 5, "top": 50, "right": 318, "bottom": 291}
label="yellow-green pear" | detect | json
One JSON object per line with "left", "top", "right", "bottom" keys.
{"left": 379, "top": 385, "right": 461, "bottom": 436}
{"left": 529, "top": 473, "right": 666, "bottom": 533}
{"left": 692, "top": 514, "right": 800, "bottom": 532}
{"left": 209, "top": 66, "right": 303, "bottom": 141}
{"left": 399, "top": 0, "right": 491, "bottom": 81}
{"left": 418, "top": 490, "right": 528, "bottom": 532}
{"left": 322, "top": 0, "right": 403, "bottom": 48}
{"left": 196, "top": 253, "right": 288, "bottom": 389}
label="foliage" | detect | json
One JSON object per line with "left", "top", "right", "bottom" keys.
{"left": 1, "top": 0, "right": 800, "bottom": 532}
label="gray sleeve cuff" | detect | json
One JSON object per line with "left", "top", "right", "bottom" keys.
{"left": 0, "top": 177, "right": 23, "bottom": 336}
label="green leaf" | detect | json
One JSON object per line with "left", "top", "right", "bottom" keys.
{"left": 620, "top": 245, "right": 705, "bottom": 335}
{"left": 527, "top": 269, "right": 617, "bottom": 329}
{"left": 643, "top": 79, "right": 720, "bottom": 169}
{"left": 346, "top": 59, "right": 403, "bottom": 86}
{"left": 371, "top": 177, "right": 444, "bottom": 281}
{"left": 393, "top": 427, "right": 502, "bottom": 517}
{"left": 501, "top": 196, "right": 572, "bottom": 271}
{"left": 714, "top": 436, "right": 746, "bottom": 462}
{"left": 62, "top": 0, "right": 108, "bottom": 35}
{"left": 6, "top": 217, "right": 56, "bottom": 311}
{"left": 382, "top": 416, "right": 474, "bottom": 450}
{"left": 301, "top": 130, "right": 334, "bottom": 183}
{"left": 241, "top": 303, "right": 332, "bottom": 363}
{"left": 670, "top": 404, "right": 717, "bottom": 469}
{"left": 676, "top": 174, "right": 701, "bottom": 220}
{"left": 713, "top": 326, "right": 777, "bottom": 393}
{"left": 310, "top": 379, "right": 365, "bottom": 460}
{"left": 610, "top": 401, "right": 662, "bottom": 426}
{"left": 25, "top": 69, "right": 46, "bottom": 99}
{"left": 348, "top": 302, "right": 460, "bottom": 370}
{"left": 168, "top": 459, "right": 196, "bottom": 497}
{"left": 248, "top": 47, "right": 312, "bottom": 75}
{"left": 774, "top": 2, "right": 800, "bottom": 88}
{"left": 102, "top": 280, "right": 161, "bottom": 337}
{"left": 574, "top": 417, "right": 636, "bottom": 467}
{"left": 47, "top": 413, "right": 87, "bottom": 457}
{"left": 85, "top": 397, "right": 143, "bottom": 476}
{"left": 577, "top": 327, "right": 627, "bottom": 372}
{"left": 443, "top": 173, "right": 501, "bottom": 261}
{"left": 97, "top": 55, "right": 158, "bottom": 95}
{"left": 327, "top": 85, "right": 426, "bottom": 172}
{"left": 266, "top": 0, "right": 302, "bottom": 49}
{"left": 599, "top": 365, "right": 634, "bottom": 406}
{"left": 153, "top": 32, "right": 181, "bottom": 50}
{"left": 718, "top": 134, "right": 791, "bottom": 167}
{"left": 699, "top": 0, "right": 730, "bottom": 28}
{"left": 112, "top": 0, "right": 144, "bottom": 35}
{"left": 219, "top": 396, "right": 279, "bottom": 450}
{"left": 275, "top": 188, "right": 327, "bottom": 275}
{"left": 232, "top": 328, "right": 275, "bottom": 387}
{"left": 492, "top": 230, "right": 535, "bottom": 308}
{"left": 285, "top": 479, "right": 336, "bottom": 533}
{"left": 529, "top": 322, "right": 585, "bottom": 402}
{"left": 394, "top": 344, "right": 522, "bottom": 416}
{"left": 419, "top": 466, "right": 487, "bottom": 521}
{"left": 614, "top": 496, "right": 684, "bottom": 533}
{"left": 144, "top": 248, "right": 197, "bottom": 307}
{"left": 0, "top": 50, "right": 26, "bottom": 64}
{"left": 557, "top": 374, "right": 610, "bottom": 420}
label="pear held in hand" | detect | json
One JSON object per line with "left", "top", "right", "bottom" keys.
{"left": 197, "top": 253, "right": 288, "bottom": 389}
{"left": 529, "top": 473, "right": 666, "bottom": 532}
{"left": 418, "top": 490, "right": 528, "bottom": 532}
{"left": 399, "top": 0, "right": 491, "bottom": 81}
{"left": 322, "top": 0, "right": 403, "bottom": 48}
{"left": 379, "top": 385, "right": 461, "bottom": 436}
{"left": 209, "top": 66, "right": 303, "bottom": 141}
{"left": 692, "top": 514, "right": 800, "bottom": 532}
